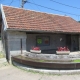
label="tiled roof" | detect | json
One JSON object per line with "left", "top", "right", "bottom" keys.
{"left": 2, "top": 5, "right": 80, "bottom": 33}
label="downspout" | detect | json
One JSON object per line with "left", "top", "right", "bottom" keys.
{"left": 21, "top": 38, "right": 22, "bottom": 54}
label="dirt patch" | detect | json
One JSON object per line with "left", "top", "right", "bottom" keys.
{"left": 0, "top": 58, "right": 9, "bottom": 68}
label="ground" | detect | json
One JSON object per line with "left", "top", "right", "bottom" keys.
{"left": 0, "top": 58, "right": 80, "bottom": 80}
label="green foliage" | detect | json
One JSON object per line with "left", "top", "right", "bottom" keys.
{"left": 0, "top": 37, "right": 1, "bottom": 40}
{"left": 0, "top": 52, "right": 4, "bottom": 58}
{"left": 73, "top": 59, "right": 80, "bottom": 62}
{"left": 78, "top": 21, "right": 80, "bottom": 23}
{"left": 39, "top": 60, "right": 45, "bottom": 62}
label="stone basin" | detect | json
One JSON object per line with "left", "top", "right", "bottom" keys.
{"left": 11, "top": 53, "right": 80, "bottom": 70}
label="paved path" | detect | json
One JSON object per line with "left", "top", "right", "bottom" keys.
{"left": 0, "top": 58, "right": 80, "bottom": 80}
{"left": 0, "top": 65, "right": 80, "bottom": 80}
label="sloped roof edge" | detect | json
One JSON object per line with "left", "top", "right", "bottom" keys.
{"left": 2, "top": 5, "right": 80, "bottom": 33}
{"left": 2, "top": 5, "right": 70, "bottom": 18}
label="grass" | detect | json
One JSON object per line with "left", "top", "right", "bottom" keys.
{"left": 39, "top": 60, "right": 45, "bottom": 62}
{"left": 0, "top": 38, "right": 1, "bottom": 40}
{"left": 73, "top": 59, "right": 80, "bottom": 63}
{"left": 0, "top": 51, "right": 4, "bottom": 58}
{"left": 0, "top": 51, "right": 9, "bottom": 68}
{"left": 0, "top": 62, "right": 9, "bottom": 68}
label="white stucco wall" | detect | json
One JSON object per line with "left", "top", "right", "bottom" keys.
{"left": 7, "top": 31, "right": 27, "bottom": 56}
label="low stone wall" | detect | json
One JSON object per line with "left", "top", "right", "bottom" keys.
{"left": 12, "top": 55, "right": 80, "bottom": 70}
{"left": 23, "top": 52, "right": 80, "bottom": 61}
{"left": 12, "top": 61, "right": 80, "bottom": 75}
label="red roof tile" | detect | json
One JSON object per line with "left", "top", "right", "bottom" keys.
{"left": 2, "top": 5, "right": 80, "bottom": 33}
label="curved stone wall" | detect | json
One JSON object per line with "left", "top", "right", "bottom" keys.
{"left": 24, "top": 52, "right": 80, "bottom": 61}
{"left": 11, "top": 55, "right": 80, "bottom": 70}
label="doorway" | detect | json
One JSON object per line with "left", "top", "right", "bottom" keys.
{"left": 66, "top": 34, "right": 71, "bottom": 50}
{"left": 71, "top": 35, "right": 79, "bottom": 51}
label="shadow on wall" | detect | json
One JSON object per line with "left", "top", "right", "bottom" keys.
{"left": 42, "top": 49, "right": 57, "bottom": 54}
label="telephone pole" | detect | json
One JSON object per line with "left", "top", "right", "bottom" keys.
{"left": 21, "top": 0, "right": 27, "bottom": 8}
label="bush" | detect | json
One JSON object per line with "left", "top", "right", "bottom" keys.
{"left": 0, "top": 37, "right": 1, "bottom": 40}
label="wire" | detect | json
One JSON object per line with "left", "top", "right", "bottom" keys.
{"left": 18, "top": 0, "right": 21, "bottom": 7}
{"left": 31, "top": 0, "right": 41, "bottom": 11}
{"left": 28, "top": 3, "right": 35, "bottom": 10}
{"left": 50, "top": 0, "right": 80, "bottom": 10}
{"left": 9, "top": 0, "right": 14, "bottom": 6}
{"left": 0, "top": 0, "right": 5, "bottom": 3}
{"left": 28, "top": 1, "right": 80, "bottom": 16}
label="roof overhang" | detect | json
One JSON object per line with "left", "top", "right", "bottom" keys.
{"left": 6, "top": 28, "right": 80, "bottom": 34}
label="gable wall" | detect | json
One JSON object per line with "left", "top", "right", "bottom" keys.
{"left": 7, "top": 31, "right": 27, "bottom": 56}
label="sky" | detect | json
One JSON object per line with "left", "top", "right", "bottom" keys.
{"left": 0, "top": 0, "right": 80, "bottom": 21}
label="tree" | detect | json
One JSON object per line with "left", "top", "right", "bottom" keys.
{"left": 78, "top": 21, "right": 80, "bottom": 23}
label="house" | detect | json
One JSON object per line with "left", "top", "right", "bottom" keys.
{"left": 0, "top": 5, "right": 80, "bottom": 61}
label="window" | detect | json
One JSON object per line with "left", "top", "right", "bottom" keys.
{"left": 36, "top": 36, "right": 50, "bottom": 46}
